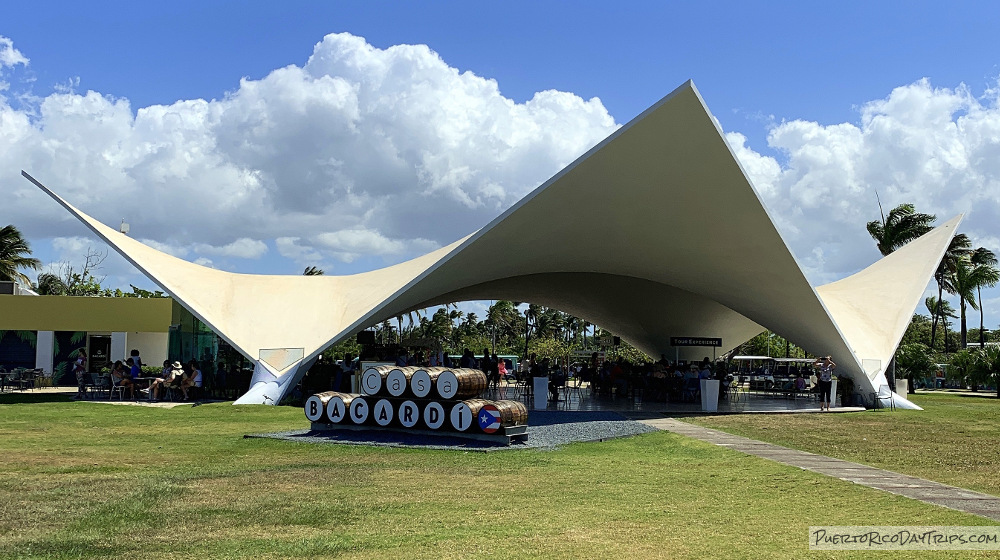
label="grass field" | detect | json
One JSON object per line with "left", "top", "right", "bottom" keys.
{"left": 0, "top": 392, "right": 997, "bottom": 559}
{"left": 689, "top": 392, "right": 1000, "bottom": 497}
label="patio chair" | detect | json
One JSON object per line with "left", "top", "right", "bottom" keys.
{"left": 109, "top": 378, "right": 129, "bottom": 401}
{"left": 91, "top": 374, "right": 111, "bottom": 399}
{"left": 870, "top": 384, "right": 894, "bottom": 411}
{"left": 561, "top": 374, "right": 581, "bottom": 401}
{"left": 682, "top": 378, "right": 700, "bottom": 402}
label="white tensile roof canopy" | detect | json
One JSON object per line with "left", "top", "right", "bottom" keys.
{"left": 23, "top": 81, "right": 961, "bottom": 409}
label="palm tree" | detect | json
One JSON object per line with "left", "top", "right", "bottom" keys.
{"left": 938, "top": 298, "right": 958, "bottom": 355}
{"left": 866, "top": 203, "right": 935, "bottom": 386}
{"left": 0, "top": 224, "right": 41, "bottom": 287}
{"left": 931, "top": 234, "right": 971, "bottom": 349}
{"left": 35, "top": 272, "right": 68, "bottom": 295}
{"left": 969, "top": 248, "right": 1000, "bottom": 347}
{"left": 866, "top": 203, "right": 935, "bottom": 256}
{"left": 949, "top": 257, "right": 979, "bottom": 349}
{"left": 303, "top": 266, "right": 324, "bottom": 275}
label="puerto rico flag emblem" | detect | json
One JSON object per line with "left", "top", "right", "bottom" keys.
{"left": 478, "top": 404, "right": 501, "bottom": 433}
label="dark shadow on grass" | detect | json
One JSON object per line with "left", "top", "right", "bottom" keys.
{"left": 0, "top": 393, "right": 75, "bottom": 404}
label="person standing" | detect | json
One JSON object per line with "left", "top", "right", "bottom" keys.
{"left": 129, "top": 348, "right": 143, "bottom": 370}
{"left": 71, "top": 348, "right": 88, "bottom": 400}
{"left": 815, "top": 356, "right": 836, "bottom": 411}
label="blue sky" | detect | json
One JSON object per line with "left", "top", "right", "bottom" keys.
{"left": 3, "top": 1, "right": 1000, "bottom": 327}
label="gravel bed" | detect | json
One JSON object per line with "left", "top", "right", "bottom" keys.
{"left": 247, "top": 410, "right": 658, "bottom": 452}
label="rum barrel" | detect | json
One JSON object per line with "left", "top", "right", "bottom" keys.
{"left": 398, "top": 400, "right": 420, "bottom": 428}
{"left": 326, "top": 392, "right": 357, "bottom": 424}
{"left": 386, "top": 366, "right": 422, "bottom": 397}
{"left": 361, "top": 365, "right": 393, "bottom": 396}
{"left": 436, "top": 368, "right": 488, "bottom": 399}
{"left": 423, "top": 401, "right": 446, "bottom": 430}
{"left": 493, "top": 399, "right": 529, "bottom": 426}
{"left": 450, "top": 398, "right": 490, "bottom": 431}
{"left": 348, "top": 396, "right": 370, "bottom": 424}
{"left": 304, "top": 391, "right": 335, "bottom": 422}
{"left": 373, "top": 398, "right": 394, "bottom": 426}
{"left": 410, "top": 368, "right": 440, "bottom": 398}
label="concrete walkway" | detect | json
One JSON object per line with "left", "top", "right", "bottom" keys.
{"left": 642, "top": 417, "right": 1000, "bottom": 522}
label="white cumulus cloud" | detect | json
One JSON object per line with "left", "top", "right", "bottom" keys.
{"left": 0, "top": 36, "right": 28, "bottom": 69}
{"left": 0, "top": 33, "right": 618, "bottom": 279}
{"left": 731, "top": 78, "right": 1000, "bottom": 287}
{"left": 192, "top": 238, "right": 268, "bottom": 259}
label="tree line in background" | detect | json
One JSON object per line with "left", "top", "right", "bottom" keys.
{"left": 5, "top": 213, "right": 1000, "bottom": 396}
{"left": 869, "top": 203, "right": 1000, "bottom": 396}
{"left": 0, "top": 225, "right": 164, "bottom": 298}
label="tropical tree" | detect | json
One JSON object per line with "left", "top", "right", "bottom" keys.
{"left": 969, "top": 248, "right": 1000, "bottom": 347}
{"left": 865, "top": 203, "right": 935, "bottom": 256}
{"left": 866, "top": 203, "right": 935, "bottom": 385}
{"left": 35, "top": 272, "right": 68, "bottom": 295}
{"left": 948, "top": 349, "right": 976, "bottom": 388}
{"left": 302, "top": 266, "right": 324, "bottom": 275}
{"left": 0, "top": 224, "right": 41, "bottom": 287}
{"left": 895, "top": 343, "right": 935, "bottom": 393}
{"left": 931, "top": 233, "right": 971, "bottom": 349}
{"left": 950, "top": 257, "right": 980, "bottom": 349}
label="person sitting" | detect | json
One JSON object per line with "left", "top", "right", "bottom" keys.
{"left": 111, "top": 360, "right": 135, "bottom": 399}
{"left": 181, "top": 360, "right": 202, "bottom": 401}
{"left": 150, "top": 361, "right": 185, "bottom": 401}
{"left": 794, "top": 374, "right": 807, "bottom": 393}
{"left": 720, "top": 374, "right": 734, "bottom": 399}
{"left": 548, "top": 362, "right": 566, "bottom": 401}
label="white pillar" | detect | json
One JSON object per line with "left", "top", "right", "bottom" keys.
{"left": 700, "top": 379, "right": 720, "bottom": 412}
{"left": 35, "top": 331, "right": 54, "bottom": 373}
{"left": 533, "top": 377, "right": 548, "bottom": 410}
{"left": 234, "top": 356, "right": 318, "bottom": 405}
{"left": 110, "top": 332, "right": 127, "bottom": 362}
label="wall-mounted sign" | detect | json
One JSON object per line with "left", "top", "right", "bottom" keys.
{"left": 670, "top": 337, "right": 722, "bottom": 347}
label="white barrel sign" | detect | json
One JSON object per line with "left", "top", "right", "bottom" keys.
{"left": 450, "top": 401, "right": 474, "bottom": 431}
{"left": 386, "top": 366, "right": 420, "bottom": 397}
{"left": 437, "top": 369, "right": 459, "bottom": 399}
{"left": 349, "top": 396, "right": 370, "bottom": 424}
{"left": 304, "top": 394, "right": 326, "bottom": 422}
{"left": 373, "top": 398, "right": 394, "bottom": 427}
{"left": 424, "top": 401, "right": 445, "bottom": 430}
{"left": 398, "top": 400, "right": 420, "bottom": 428}
{"left": 410, "top": 369, "right": 434, "bottom": 398}
{"left": 450, "top": 399, "right": 490, "bottom": 431}
{"left": 361, "top": 366, "right": 392, "bottom": 396}
{"left": 326, "top": 394, "right": 350, "bottom": 423}
{"left": 436, "top": 368, "right": 487, "bottom": 399}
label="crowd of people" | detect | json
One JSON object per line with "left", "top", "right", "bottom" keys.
{"left": 72, "top": 348, "right": 204, "bottom": 402}
{"left": 298, "top": 344, "right": 839, "bottom": 410}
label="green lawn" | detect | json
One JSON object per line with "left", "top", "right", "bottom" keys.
{"left": 0, "top": 393, "right": 996, "bottom": 559}
{"left": 689, "top": 392, "right": 1000, "bottom": 497}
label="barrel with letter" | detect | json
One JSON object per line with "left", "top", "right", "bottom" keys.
{"left": 304, "top": 391, "right": 335, "bottom": 422}
{"left": 348, "top": 395, "right": 370, "bottom": 424}
{"left": 423, "top": 401, "right": 446, "bottom": 430}
{"left": 436, "top": 368, "right": 488, "bottom": 399}
{"left": 361, "top": 365, "right": 393, "bottom": 396}
{"left": 385, "top": 366, "right": 422, "bottom": 397}
{"left": 325, "top": 392, "right": 357, "bottom": 424}
{"left": 409, "top": 368, "right": 439, "bottom": 398}
{"left": 398, "top": 400, "right": 420, "bottom": 428}
{"left": 450, "top": 398, "right": 490, "bottom": 431}
{"left": 373, "top": 398, "right": 394, "bottom": 426}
